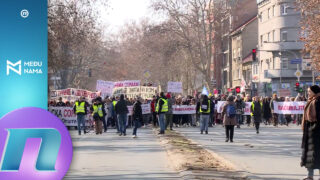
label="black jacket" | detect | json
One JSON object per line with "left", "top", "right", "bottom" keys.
{"left": 196, "top": 98, "right": 212, "bottom": 115}
{"left": 132, "top": 101, "right": 143, "bottom": 123}
{"left": 115, "top": 99, "right": 129, "bottom": 115}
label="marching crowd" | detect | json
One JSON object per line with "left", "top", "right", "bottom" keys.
{"left": 50, "top": 89, "right": 310, "bottom": 139}
{"left": 49, "top": 85, "right": 320, "bottom": 179}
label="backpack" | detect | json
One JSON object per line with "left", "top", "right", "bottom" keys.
{"left": 226, "top": 104, "right": 236, "bottom": 118}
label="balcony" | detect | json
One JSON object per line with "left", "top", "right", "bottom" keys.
{"left": 265, "top": 69, "right": 313, "bottom": 78}
{"left": 261, "top": 41, "right": 304, "bottom": 51}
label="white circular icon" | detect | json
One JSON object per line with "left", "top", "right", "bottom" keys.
{"left": 21, "top": 9, "right": 29, "bottom": 18}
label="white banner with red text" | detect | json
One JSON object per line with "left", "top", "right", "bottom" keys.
{"left": 273, "top": 101, "right": 306, "bottom": 114}
{"left": 172, "top": 105, "right": 196, "bottom": 114}
{"left": 48, "top": 106, "right": 93, "bottom": 127}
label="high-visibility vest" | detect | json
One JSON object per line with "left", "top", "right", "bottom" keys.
{"left": 75, "top": 101, "right": 85, "bottom": 114}
{"left": 200, "top": 100, "right": 211, "bottom": 113}
{"left": 112, "top": 101, "right": 117, "bottom": 111}
{"left": 92, "top": 104, "right": 103, "bottom": 117}
{"left": 251, "top": 102, "right": 263, "bottom": 116}
{"left": 156, "top": 98, "right": 168, "bottom": 113}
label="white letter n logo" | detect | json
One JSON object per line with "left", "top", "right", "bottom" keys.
{"left": 6, "top": 60, "right": 21, "bottom": 75}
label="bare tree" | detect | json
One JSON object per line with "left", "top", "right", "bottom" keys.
{"left": 152, "top": 0, "right": 215, "bottom": 91}
{"left": 297, "top": 0, "right": 320, "bottom": 72}
{"left": 48, "top": 0, "right": 108, "bottom": 90}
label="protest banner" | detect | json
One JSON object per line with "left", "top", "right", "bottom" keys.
{"left": 140, "top": 86, "right": 157, "bottom": 99}
{"left": 216, "top": 101, "right": 226, "bottom": 113}
{"left": 172, "top": 105, "right": 196, "bottom": 114}
{"left": 273, "top": 101, "right": 306, "bottom": 114}
{"left": 114, "top": 80, "right": 140, "bottom": 88}
{"left": 50, "top": 88, "right": 101, "bottom": 102}
{"left": 113, "top": 86, "right": 156, "bottom": 100}
{"left": 113, "top": 86, "right": 141, "bottom": 99}
{"left": 96, "top": 80, "right": 114, "bottom": 97}
{"left": 167, "top": 81, "right": 183, "bottom": 93}
{"left": 48, "top": 107, "right": 93, "bottom": 127}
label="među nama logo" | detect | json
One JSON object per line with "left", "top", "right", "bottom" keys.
{"left": 6, "top": 60, "right": 43, "bottom": 76}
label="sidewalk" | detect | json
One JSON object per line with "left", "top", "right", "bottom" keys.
{"left": 176, "top": 125, "right": 314, "bottom": 180}
{"left": 64, "top": 128, "right": 179, "bottom": 180}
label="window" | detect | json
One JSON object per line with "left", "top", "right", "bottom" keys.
{"left": 253, "top": 64, "right": 259, "bottom": 75}
{"left": 233, "top": 49, "right": 236, "bottom": 60}
{"left": 237, "top": 68, "right": 241, "bottom": 79}
{"left": 272, "top": 30, "right": 275, "bottom": 42}
{"left": 281, "top": 58, "right": 288, "bottom": 69}
{"left": 281, "top": 4, "right": 288, "bottom": 15}
{"left": 267, "top": 32, "right": 270, "bottom": 42}
{"left": 260, "top": 35, "right": 263, "bottom": 46}
{"left": 260, "top": 13, "right": 263, "bottom": 22}
{"left": 268, "top": 8, "right": 271, "bottom": 19}
{"left": 273, "top": 5, "right": 276, "bottom": 16}
{"left": 281, "top": 31, "right": 287, "bottom": 41}
{"left": 238, "top": 47, "right": 241, "bottom": 58}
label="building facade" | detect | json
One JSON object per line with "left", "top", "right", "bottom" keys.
{"left": 231, "top": 17, "right": 258, "bottom": 95}
{"left": 257, "top": 0, "right": 313, "bottom": 97}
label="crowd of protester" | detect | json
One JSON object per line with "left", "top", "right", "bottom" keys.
{"left": 49, "top": 85, "right": 320, "bottom": 180}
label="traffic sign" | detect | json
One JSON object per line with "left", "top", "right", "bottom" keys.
{"left": 295, "top": 70, "right": 303, "bottom": 78}
{"left": 143, "top": 71, "right": 151, "bottom": 79}
{"left": 290, "top": 59, "right": 302, "bottom": 64}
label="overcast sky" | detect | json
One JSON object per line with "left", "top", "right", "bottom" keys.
{"left": 100, "top": 0, "right": 154, "bottom": 33}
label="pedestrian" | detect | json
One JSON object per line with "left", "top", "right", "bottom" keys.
{"left": 263, "top": 97, "right": 272, "bottom": 125}
{"left": 295, "top": 94, "right": 303, "bottom": 125}
{"left": 244, "top": 95, "right": 252, "bottom": 126}
{"left": 73, "top": 96, "right": 89, "bottom": 135}
{"left": 222, "top": 96, "right": 237, "bottom": 142}
{"left": 301, "top": 85, "right": 320, "bottom": 180}
{"left": 112, "top": 97, "right": 120, "bottom": 133}
{"left": 91, "top": 97, "right": 106, "bottom": 135}
{"left": 115, "top": 94, "right": 129, "bottom": 136}
{"left": 132, "top": 97, "right": 143, "bottom": 138}
{"left": 151, "top": 96, "right": 158, "bottom": 127}
{"left": 56, "top": 97, "right": 66, "bottom": 107}
{"left": 235, "top": 95, "right": 245, "bottom": 128}
{"left": 165, "top": 93, "right": 174, "bottom": 130}
{"left": 197, "top": 95, "right": 211, "bottom": 134}
{"left": 270, "top": 94, "right": 279, "bottom": 126}
{"left": 251, "top": 96, "right": 263, "bottom": 134}
{"left": 156, "top": 92, "right": 168, "bottom": 134}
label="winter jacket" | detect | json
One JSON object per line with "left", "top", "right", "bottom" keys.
{"left": 132, "top": 101, "right": 143, "bottom": 123}
{"left": 115, "top": 99, "right": 129, "bottom": 115}
{"left": 222, "top": 102, "right": 237, "bottom": 126}
{"left": 167, "top": 98, "right": 173, "bottom": 114}
{"left": 251, "top": 101, "right": 263, "bottom": 123}
{"left": 301, "top": 94, "right": 320, "bottom": 169}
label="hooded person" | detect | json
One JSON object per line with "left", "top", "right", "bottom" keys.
{"left": 301, "top": 85, "right": 320, "bottom": 180}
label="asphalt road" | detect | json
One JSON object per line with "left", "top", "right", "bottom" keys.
{"left": 64, "top": 128, "right": 180, "bottom": 180}
{"left": 176, "top": 125, "right": 314, "bottom": 180}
